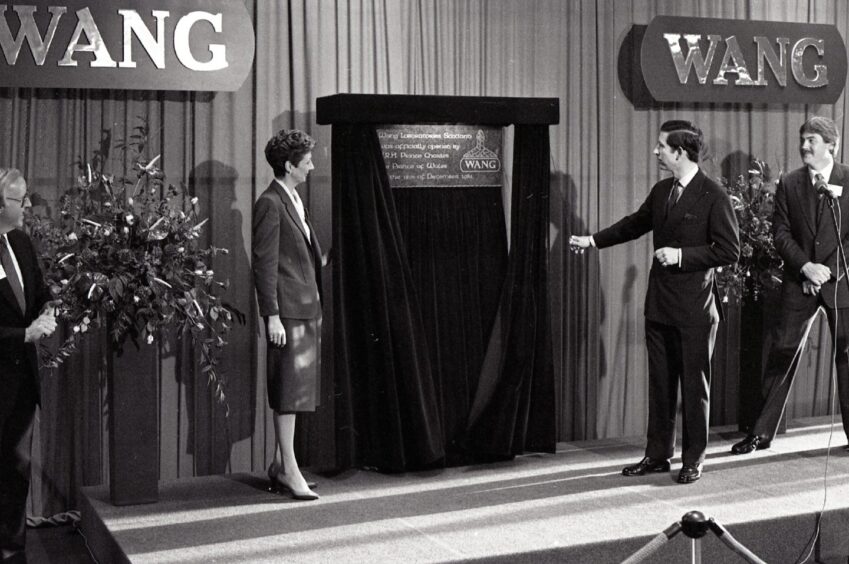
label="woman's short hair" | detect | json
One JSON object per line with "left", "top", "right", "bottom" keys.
{"left": 265, "top": 130, "right": 315, "bottom": 178}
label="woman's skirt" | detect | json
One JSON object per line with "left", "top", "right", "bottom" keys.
{"left": 266, "top": 315, "right": 321, "bottom": 413}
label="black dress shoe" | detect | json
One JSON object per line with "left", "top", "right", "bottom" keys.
{"left": 622, "top": 457, "right": 670, "bottom": 476}
{"left": 731, "top": 435, "right": 771, "bottom": 455}
{"left": 678, "top": 463, "right": 703, "bottom": 484}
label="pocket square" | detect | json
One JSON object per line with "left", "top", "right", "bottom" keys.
{"left": 683, "top": 212, "right": 698, "bottom": 220}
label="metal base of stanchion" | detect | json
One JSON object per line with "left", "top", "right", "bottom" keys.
{"left": 621, "top": 510, "right": 766, "bottom": 564}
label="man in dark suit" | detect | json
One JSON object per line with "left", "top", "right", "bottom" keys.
{"left": 732, "top": 116, "right": 849, "bottom": 455}
{"left": 570, "top": 120, "right": 739, "bottom": 483}
{"left": 0, "top": 169, "right": 56, "bottom": 562}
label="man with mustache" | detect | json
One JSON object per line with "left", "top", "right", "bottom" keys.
{"left": 733, "top": 116, "right": 849, "bottom": 455}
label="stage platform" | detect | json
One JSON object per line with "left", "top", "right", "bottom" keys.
{"left": 80, "top": 417, "right": 849, "bottom": 563}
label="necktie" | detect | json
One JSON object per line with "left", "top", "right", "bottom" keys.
{"left": 815, "top": 173, "right": 827, "bottom": 224}
{"left": 0, "top": 235, "right": 26, "bottom": 315}
{"left": 666, "top": 180, "right": 682, "bottom": 217}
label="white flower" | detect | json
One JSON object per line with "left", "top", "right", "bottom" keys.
{"left": 67, "top": 232, "right": 78, "bottom": 241}
{"left": 144, "top": 155, "right": 161, "bottom": 171}
{"left": 125, "top": 214, "right": 135, "bottom": 225}
{"left": 147, "top": 334, "right": 154, "bottom": 344}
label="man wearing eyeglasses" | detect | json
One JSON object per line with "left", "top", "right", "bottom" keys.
{"left": 0, "top": 169, "right": 56, "bottom": 563}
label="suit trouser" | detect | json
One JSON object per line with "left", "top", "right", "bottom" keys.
{"left": 752, "top": 301, "right": 849, "bottom": 442}
{"left": 0, "top": 373, "right": 37, "bottom": 555}
{"left": 644, "top": 319, "right": 717, "bottom": 466}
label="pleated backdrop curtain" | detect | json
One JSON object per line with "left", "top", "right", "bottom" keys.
{"left": 0, "top": 0, "right": 846, "bottom": 516}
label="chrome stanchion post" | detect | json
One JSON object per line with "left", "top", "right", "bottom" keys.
{"left": 620, "top": 510, "right": 767, "bottom": 564}
{"left": 680, "top": 511, "right": 709, "bottom": 564}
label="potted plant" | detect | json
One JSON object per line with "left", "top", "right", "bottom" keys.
{"left": 715, "top": 159, "right": 783, "bottom": 433}
{"left": 28, "top": 121, "right": 238, "bottom": 504}
{"left": 715, "top": 159, "right": 783, "bottom": 303}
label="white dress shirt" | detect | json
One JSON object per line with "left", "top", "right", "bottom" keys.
{"left": 1, "top": 233, "right": 24, "bottom": 292}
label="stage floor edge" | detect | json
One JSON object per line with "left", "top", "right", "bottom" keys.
{"left": 80, "top": 417, "right": 849, "bottom": 563}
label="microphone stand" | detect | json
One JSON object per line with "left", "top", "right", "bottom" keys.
{"left": 824, "top": 197, "right": 849, "bottom": 295}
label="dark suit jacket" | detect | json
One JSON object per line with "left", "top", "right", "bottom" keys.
{"left": 593, "top": 170, "right": 740, "bottom": 327}
{"left": 0, "top": 228, "right": 50, "bottom": 411}
{"left": 773, "top": 163, "right": 849, "bottom": 309}
{"left": 252, "top": 181, "right": 322, "bottom": 320}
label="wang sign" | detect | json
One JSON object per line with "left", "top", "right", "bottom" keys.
{"left": 0, "top": 0, "right": 255, "bottom": 91}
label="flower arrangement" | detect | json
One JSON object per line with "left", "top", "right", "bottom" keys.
{"left": 27, "top": 121, "right": 238, "bottom": 408}
{"left": 715, "top": 159, "right": 784, "bottom": 303}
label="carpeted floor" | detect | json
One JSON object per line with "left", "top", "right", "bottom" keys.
{"left": 71, "top": 416, "right": 849, "bottom": 563}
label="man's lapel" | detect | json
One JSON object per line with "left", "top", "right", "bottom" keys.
{"left": 828, "top": 163, "right": 849, "bottom": 210}
{"left": 789, "top": 169, "right": 818, "bottom": 237}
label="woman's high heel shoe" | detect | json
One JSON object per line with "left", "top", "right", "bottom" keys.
{"left": 267, "top": 465, "right": 319, "bottom": 501}
{"left": 267, "top": 464, "right": 317, "bottom": 489}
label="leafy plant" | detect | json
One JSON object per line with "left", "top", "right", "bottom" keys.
{"left": 27, "top": 120, "right": 238, "bottom": 410}
{"left": 715, "top": 159, "right": 784, "bottom": 303}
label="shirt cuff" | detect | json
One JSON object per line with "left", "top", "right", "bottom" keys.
{"left": 589, "top": 235, "right": 597, "bottom": 247}
{"left": 677, "top": 248, "right": 683, "bottom": 268}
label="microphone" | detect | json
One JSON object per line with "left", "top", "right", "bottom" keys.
{"left": 815, "top": 175, "right": 831, "bottom": 198}
{"left": 816, "top": 178, "right": 844, "bottom": 204}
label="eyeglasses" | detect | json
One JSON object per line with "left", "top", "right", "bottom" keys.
{"left": 5, "top": 193, "right": 29, "bottom": 205}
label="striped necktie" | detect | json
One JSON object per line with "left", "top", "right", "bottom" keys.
{"left": 666, "top": 180, "right": 682, "bottom": 217}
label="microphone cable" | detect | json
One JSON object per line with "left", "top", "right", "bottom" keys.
{"left": 795, "top": 193, "right": 845, "bottom": 564}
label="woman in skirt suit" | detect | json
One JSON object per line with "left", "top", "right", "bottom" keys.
{"left": 252, "top": 129, "right": 322, "bottom": 501}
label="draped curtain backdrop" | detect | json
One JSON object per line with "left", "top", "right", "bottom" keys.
{"left": 330, "top": 116, "right": 553, "bottom": 471}
{"left": 331, "top": 124, "right": 445, "bottom": 471}
{"left": 0, "top": 0, "right": 846, "bottom": 516}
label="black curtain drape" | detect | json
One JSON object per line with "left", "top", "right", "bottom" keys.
{"left": 332, "top": 124, "right": 445, "bottom": 472}
{"left": 465, "top": 124, "right": 556, "bottom": 455}
{"left": 394, "top": 187, "right": 508, "bottom": 464}
{"left": 333, "top": 122, "right": 554, "bottom": 471}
